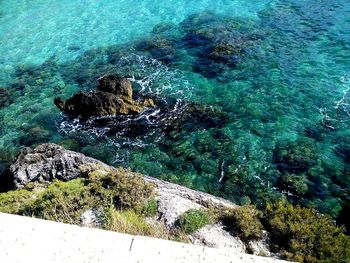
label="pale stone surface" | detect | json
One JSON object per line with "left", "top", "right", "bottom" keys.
{"left": 248, "top": 231, "right": 271, "bottom": 257}
{"left": 190, "top": 223, "right": 246, "bottom": 253}
{"left": 0, "top": 213, "right": 290, "bottom": 263}
{"left": 157, "top": 193, "right": 203, "bottom": 226}
{"left": 146, "top": 175, "right": 238, "bottom": 228}
{"left": 80, "top": 208, "right": 103, "bottom": 228}
{"left": 145, "top": 175, "right": 237, "bottom": 210}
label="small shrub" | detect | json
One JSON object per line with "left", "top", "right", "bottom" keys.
{"left": 22, "top": 179, "right": 94, "bottom": 224}
{"left": 0, "top": 168, "right": 155, "bottom": 224}
{"left": 142, "top": 199, "right": 158, "bottom": 217}
{"left": 177, "top": 209, "right": 212, "bottom": 234}
{"left": 263, "top": 202, "right": 350, "bottom": 263}
{"left": 88, "top": 168, "right": 155, "bottom": 211}
{"left": 0, "top": 189, "right": 32, "bottom": 213}
{"left": 222, "top": 205, "right": 263, "bottom": 242}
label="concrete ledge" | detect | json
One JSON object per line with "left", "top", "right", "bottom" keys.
{"left": 0, "top": 213, "right": 288, "bottom": 263}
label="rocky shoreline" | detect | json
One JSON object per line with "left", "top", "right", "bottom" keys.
{"left": 1, "top": 143, "right": 349, "bottom": 262}
{"left": 4, "top": 143, "right": 272, "bottom": 258}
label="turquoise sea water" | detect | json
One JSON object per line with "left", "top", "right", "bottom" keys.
{"left": 1, "top": 0, "right": 350, "bottom": 225}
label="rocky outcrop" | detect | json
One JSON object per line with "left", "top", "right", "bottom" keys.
{"left": 10, "top": 144, "right": 108, "bottom": 188}
{"left": 10, "top": 144, "right": 236, "bottom": 211}
{"left": 54, "top": 75, "right": 154, "bottom": 118}
{"left": 10, "top": 143, "right": 236, "bottom": 222}
{"left": 54, "top": 91, "right": 144, "bottom": 117}
{"left": 144, "top": 176, "right": 237, "bottom": 227}
{"left": 190, "top": 223, "right": 246, "bottom": 253}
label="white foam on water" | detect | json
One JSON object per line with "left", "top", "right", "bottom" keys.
{"left": 57, "top": 54, "right": 193, "bottom": 156}
{"left": 335, "top": 74, "right": 350, "bottom": 116}
{"left": 317, "top": 74, "right": 350, "bottom": 130}
{"left": 120, "top": 54, "right": 194, "bottom": 99}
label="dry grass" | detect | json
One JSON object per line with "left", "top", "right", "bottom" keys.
{"left": 102, "top": 207, "right": 190, "bottom": 243}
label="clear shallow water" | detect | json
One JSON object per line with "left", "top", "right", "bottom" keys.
{"left": 0, "top": 0, "right": 270, "bottom": 81}
{"left": 1, "top": 0, "right": 350, "bottom": 225}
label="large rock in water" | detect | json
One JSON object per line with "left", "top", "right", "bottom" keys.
{"left": 54, "top": 91, "right": 144, "bottom": 118}
{"left": 10, "top": 144, "right": 108, "bottom": 188}
{"left": 54, "top": 75, "right": 154, "bottom": 118}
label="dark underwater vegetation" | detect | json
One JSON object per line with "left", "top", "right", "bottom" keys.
{"left": 0, "top": 0, "right": 350, "bottom": 232}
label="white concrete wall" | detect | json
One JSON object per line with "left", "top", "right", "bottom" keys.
{"left": 0, "top": 213, "right": 288, "bottom": 263}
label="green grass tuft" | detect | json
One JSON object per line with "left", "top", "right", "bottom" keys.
{"left": 142, "top": 199, "right": 158, "bottom": 217}
{"left": 177, "top": 209, "right": 212, "bottom": 234}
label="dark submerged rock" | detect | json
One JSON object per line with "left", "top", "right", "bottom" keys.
{"left": 273, "top": 138, "right": 318, "bottom": 173}
{"left": 0, "top": 88, "right": 10, "bottom": 109}
{"left": 304, "top": 126, "right": 326, "bottom": 141}
{"left": 180, "top": 12, "right": 218, "bottom": 30}
{"left": 334, "top": 144, "right": 350, "bottom": 163}
{"left": 152, "top": 22, "right": 176, "bottom": 34}
{"left": 178, "top": 12, "right": 265, "bottom": 78}
{"left": 208, "top": 41, "right": 244, "bottom": 65}
{"left": 135, "top": 36, "right": 177, "bottom": 64}
{"left": 165, "top": 104, "right": 230, "bottom": 133}
{"left": 19, "top": 126, "right": 52, "bottom": 146}
{"left": 67, "top": 45, "right": 81, "bottom": 52}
